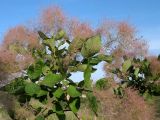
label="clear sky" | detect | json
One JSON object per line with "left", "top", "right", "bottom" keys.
{"left": 0, "top": 0, "right": 160, "bottom": 81}
{"left": 0, "top": 0, "right": 160, "bottom": 52}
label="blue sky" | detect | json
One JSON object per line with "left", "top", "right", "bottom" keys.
{"left": 0, "top": 0, "right": 160, "bottom": 81}
{"left": 0, "top": 0, "right": 160, "bottom": 53}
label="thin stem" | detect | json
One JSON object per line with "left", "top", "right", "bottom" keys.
{"left": 77, "top": 87, "right": 93, "bottom": 92}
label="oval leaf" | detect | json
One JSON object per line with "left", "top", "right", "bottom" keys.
{"left": 69, "top": 98, "right": 80, "bottom": 113}
{"left": 134, "top": 68, "right": 140, "bottom": 78}
{"left": 37, "top": 90, "right": 48, "bottom": 97}
{"left": 55, "top": 30, "right": 65, "bottom": 40}
{"left": 84, "top": 65, "right": 92, "bottom": 88}
{"left": 41, "top": 74, "right": 62, "bottom": 87}
{"left": 122, "top": 60, "right": 132, "bottom": 73}
{"left": 67, "top": 85, "right": 81, "bottom": 97}
{"left": 27, "top": 60, "right": 44, "bottom": 80}
{"left": 42, "top": 66, "right": 51, "bottom": 75}
{"left": 35, "top": 115, "right": 45, "bottom": 120}
{"left": 81, "top": 35, "right": 101, "bottom": 57}
{"left": 98, "top": 54, "right": 113, "bottom": 63}
{"left": 25, "top": 83, "right": 41, "bottom": 96}
{"left": 54, "top": 88, "right": 64, "bottom": 98}
{"left": 55, "top": 102, "right": 66, "bottom": 119}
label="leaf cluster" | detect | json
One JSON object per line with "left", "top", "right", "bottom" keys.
{"left": 4, "top": 30, "right": 112, "bottom": 120}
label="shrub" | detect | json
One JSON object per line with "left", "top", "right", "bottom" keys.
{"left": 3, "top": 30, "right": 112, "bottom": 120}
{"left": 112, "top": 58, "right": 160, "bottom": 97}
{"left": 94, "top": 88, "right": 155, "bottom": 120}
{"left": 95, "top": 78, "right": 109, "bottom": 90}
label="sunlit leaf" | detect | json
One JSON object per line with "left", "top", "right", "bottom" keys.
{"left": 67, "top": 85, "right": 81, "bottom": 97}
{"left": 122, "top": 59, "right": 131, "bottom": 73}
{"left": 25, "top": 83, "right": 41, "bottom": 96}
{"left": 81, "top": 35, "right": 101, "bottom": 57}
{"left": 69, "top": 98, "right": 80, "bottom": 113}
{"left": 41, "top": 74, "right": 62, "bottom": 87}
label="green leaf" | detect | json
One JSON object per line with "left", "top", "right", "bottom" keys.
{"left": 68, "top": 66, "right": 77, "bottom": 72}
{"left": 69, "top": 98, "right": 80, "bottom": 113}
{"left": 27, "top": 64, "right": 42, "bottom": 80}
{"left": 69, "top": 64, "right": 94, "bottom": 72}
{"left": 67, "top": 85, "right": 81, "bottom": 97}
{"left": 42, "top": 66, "right": 51, "bottom": 75}
{"left": 27, "top": 66, "right": 42, "bottom": 79}
{"left": 76, "top": 64, "right": 88, "bottom": 72}
{"left": 43, "top": 38, "right": 55, "bottom": 52}
{"left": 143, "top": 91, "right": 152, "bottom": 101}
{"left": 153, "top": 84, "right": 160, "bottom": 95}
{"left": 87, "top": 93, "right": 98, "bottom": 115}
{"left": 97, "top": 54, "right": 113, "bottom": 63}
{"left": 55, "top": 30, "right": 65, "bottom": 40}
{"left": 55, "top": 102, "right": 66, "bottom": 120}
{"left": 144, "top": 60, "right": 150, "bottom": 67}
{"left": 95, "top": 78, "right": 107, "bottom": 90}
{"left": 68, "top": 38, "right": 84, "bottom": 53}
{"left": 122, "top": 59, "right": 132, "bottom": 73}
{"left": 5, "top": 78, "right": 25, "bottom": 94}
{"left": 81, "top": 35, "right": 101, "bottom": 57}
{"left": 35, "top": 115, "right": 45, "bottom": 120}
{"left": 25, "top": 83, "right": 41, "bottom": 96}
{"left": 37, "top": 90, "right": 48, "bottom": 97}
{"left": 78, "top": 80, "right": 85, "bottom": 87}
{"left": 134, "top": 68, "right": 140, "bottom": 78}
{"left": 89, "top": 58, "right": 101, "bottom": 65}
{"left": 54, "top": 88, "right": 64, "bottom": 98}
{"left": 89, "top": 54, "right": 112, "bottom": 65}
{"left": 84, "top": 65, "right": 92, "bottom": 88}
{"left": 38, "top": 31, "right": 49, "bottom": 40}
{"left": 12, "top": 86, "right": 25, "bottom": 94}
{"left": 41, "top": 74, "right": 62, "bottom": 87}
